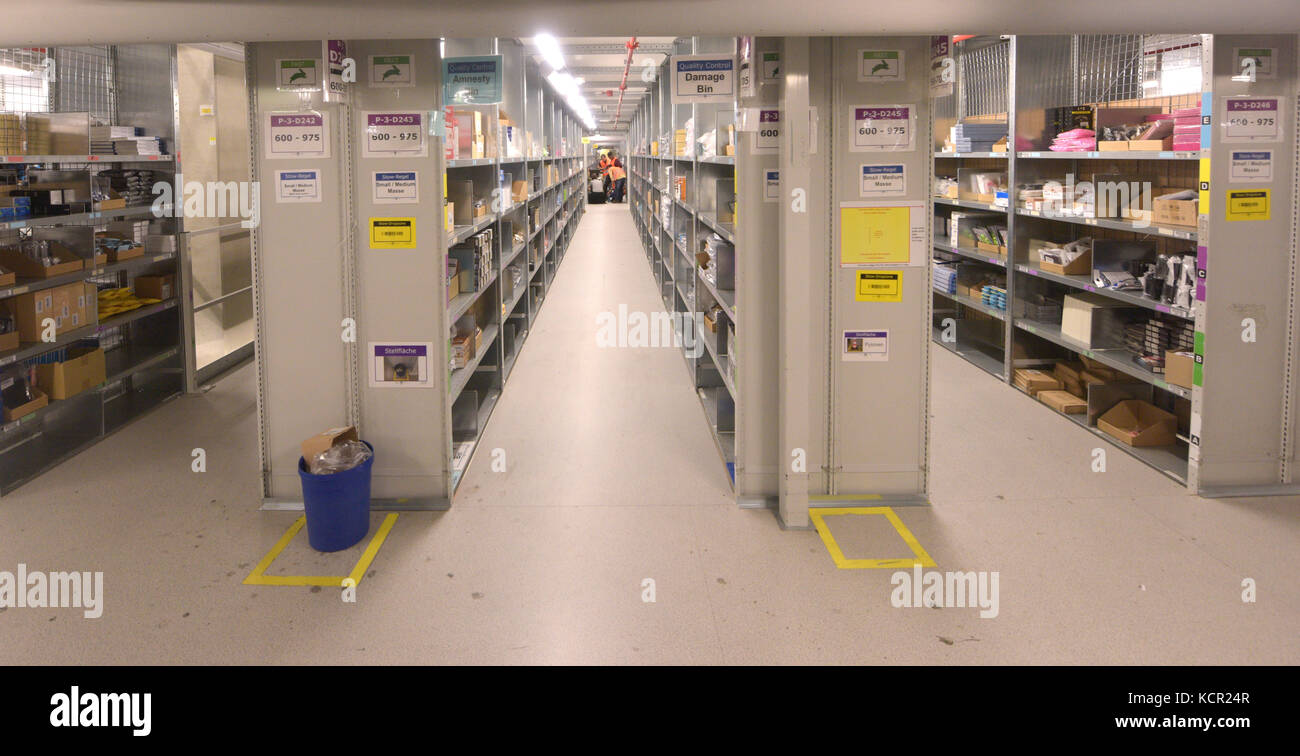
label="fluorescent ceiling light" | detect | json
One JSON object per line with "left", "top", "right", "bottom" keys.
{"left": 0, "top": 64, "right": 38, "bottom": 78}
{"left": 535, "top": 33, "right": 565, "bottom": 72}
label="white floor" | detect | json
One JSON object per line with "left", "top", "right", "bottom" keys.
{"left": 1, "top": 201, "right": 1296, "bottom": 665}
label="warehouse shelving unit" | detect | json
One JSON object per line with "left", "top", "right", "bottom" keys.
{"left": 627, "top": 36, "right": 780, "bottom": 504}
{"left": 931, "top": 34, "right": 1299, "bottom": 492}
{"left": 0, "top": 45, "right": 184, "bottom": 495}
{"left": 251, "top": 37, "right": 587, "bottom": 508}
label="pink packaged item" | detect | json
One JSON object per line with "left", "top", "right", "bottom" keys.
{"left": 1173, "top": 123, "right": 1200, "bottom": 134}
{"left": 1172, "top": 107, "right": 1200, "bottom": 119}
{"left": 1172, "top": 137, "right": 1201, "bottom": 150}
{"left": 1057, "top": 128, "right": 1095, "bottom": 139}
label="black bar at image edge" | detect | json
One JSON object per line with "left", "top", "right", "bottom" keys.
{"left": 0, "top": 666, "right": 1287, "bottom": 742}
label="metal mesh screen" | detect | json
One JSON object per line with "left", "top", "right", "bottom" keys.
{"left": 959, "top": 38, "right": 1009, "bottom": 119}
{"left": 1078, "top": 34, "right": 1203, "bottom": 105}
{"left": 52, "top": 45, "right": 116, "bottom": 122}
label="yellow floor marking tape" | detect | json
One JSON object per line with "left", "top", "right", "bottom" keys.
{"left": 809, "top": 506, "right": 936, "bottom": 570}
{"left": 243, "top": 513, "right": 399, "bottom": 587}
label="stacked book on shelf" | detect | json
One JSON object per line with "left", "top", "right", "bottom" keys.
{"left": 950, "top": 121, "right": 1007, "bottom": 152}
{"left": 91, "top": 125, "right": 165, "bottom": 156}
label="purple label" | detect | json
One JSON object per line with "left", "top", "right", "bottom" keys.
{"left": 677, "top": 59, "right": 733, "bottom": 72}
{"left": 375, "top": 345, "right": 426, "bottom": 357}
{"left": 1156, "top": 304, "right": 1171, "bottom": 313}
{"left": 1196, "top": 245, "right": 1208, "bottom": 302}
{"left": 270, "top": 114, "right": 322, "bottom": 127}
{"left": 856, "top": 107, "right": 909, "bottom": 120}
{"left": 846, "top": 330, "right": 886, "bottom": 338}
{"left": 760, "top": 110, "right": 780, "bottom": 122}
{"left": 368, "top": 113, "right": 419, "bottom": 126}
{"left": 327, "top": 40, "right": 347, "bottom": 65}
{"left": 1226, "top": 98, "right": 1277, "bottom": 112}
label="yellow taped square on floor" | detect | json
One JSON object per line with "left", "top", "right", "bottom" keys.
{"left": 809, "top": 507, "right": 936, "bottom": 570}
{"left": 243, "top": 513, "right": 398, "bottom": 587}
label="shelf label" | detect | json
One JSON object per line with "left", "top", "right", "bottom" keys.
{"left": 274, "top": 169, "right": 322, "bottom": 203}
{"left": 1222, "top": 97, "right": 1282, "bottom": 142}
{"left": 855, "top": 270, "right": 902, "bottom": 302}
{"left": 929, "top": 36, "right": 953, "bottom": 97}
{"left": 369, "top": 342, "right": 433, "bottom": 388}
{"left": 764, "top": 170, "right": 779, "bottom": 202}
{"left": 362, "top": 111, "right": 427, "bottom": 158}
{"left": 1225, "top": 189, "right": 1270, "bottom": 221}
{"left": 850, "top": 105, "right": 915, "bottom": 152}
{"left": 442, "top": 55, "right": 503, "bottom": 105}
{"left": 276, "top": 58, "right": 320, "bottom": 91}
{"left": 671, "top": 54, "right": 735, "bottom": 103}
{"left": 369, "top": 54, "right": 414, "bottom": 88}
{"left": 264, "top": 112, "right": 329, "bottom": 159}
{"left": 858, "top": 50, "right": 904, "bottom": 83}
{"left": 323, "top": 40, "right": 349, "bottom": 102}
{"left": 753, "top": 109, "right": 780, "bottom": 154}
{"left": 762, "top": 52, "right": 780, "bottom": 81}
{"left": 1233, "top": 47, "right": 1275, "bottom": 80}
{"left": 368, "top": 217, "right": 416, "bottom": 249}
{"left": 1229, "top": 150, "right": 1272, "bottom": 182}
{"left": 372, "top": 171, "right": 418, "bottom": 204}
{"left": 859, "top": 163, "right": 905, "bottom": 198}
{"left": 843, "top": 329, "right": 889, "bottom": 362}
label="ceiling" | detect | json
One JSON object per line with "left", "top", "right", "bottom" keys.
{"left": 520, "top": 36, "right": 674, "bottom": 140}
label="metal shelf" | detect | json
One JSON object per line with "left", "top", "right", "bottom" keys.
{"left": 931, "top": 324, "right": 1006, "bottom": 379}
{"left": 1015, "top": 261, "right": 1194, "bottom": 320}
{"left": 933, "top": 197, "right": 1007, "bottom": 213}
{"left": 934, "top": 288, "right": 1007, "bottom": 321}
{"left": 2, "top": 203, "right": 172, "bottom": 231}
{"left": 697, "top": 211, "right": 735, "bottom": 244}
{"left": 447, "top": 323, "right": 500, "bottom": 404}
{"left": 447, "top": 269, "right": 499, "bottom": 324}
{"left": 0, "top": 251, "right": 176, "bottom": 302}
{"left": 698, "top": 323, "right": 737, "bottom": 399}
{"left": 933, "top": 240, "right": 1006, "bottom": 268}
{"left": 104, "top": 344, "right": 180, "bottom": 383}
{"left": 446, "top": 158, "right": 496, "bottom": 168}
{"left": 96, "top": 298, "right": 178, "bottom": 332}
{"left": 934, "top": 151, "right": 1007, "bottom": 159}
{"left": 1016, "top": 150, "right": 1203, "bottom": 161}
{"left": 696, "top": 268, "right": 736, "bottom": 318}
{"left": 3, "top": 154, "right": 174, "bottom": 164}
{"left": 1014, "top": 317, "right": 1192, "bottom": 399}
{"left": 1015, "top": 208, "right": 1198, "bottom": 241}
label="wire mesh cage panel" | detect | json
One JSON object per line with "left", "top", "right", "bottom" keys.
{"left": 52, "top": 46, "right": 116, "bottom": 123}
{"left": 959, "top": 38, "right": 1009, "bottom": 120}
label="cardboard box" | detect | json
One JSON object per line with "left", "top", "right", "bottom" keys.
{"left": 11, "top": 281, "right": 92, "bottom": 341}
{"left": 511, "top": 180, "right": 528, "bottom": 203}
{"left": 3, "top": 387, "right": 47, "bottom": 422}
{"left": 1153, "top": 192, "right": 1197, "bottom": 227}
{"left": 0, "top": 266, "right": 14, "bottom": 287}
{"left": 133, "top": 274, "right": 174, "bottom": 300}
{"left": 1038, "top": 389, "right": 1087, "bottom": 414}
{"left": 35, "top": 346, "right": 105, "bottom": 400}
{"left": 1097, "top": 399, "right": 1178, "bottom": 447}
{"left": 1164, "top": 350, "right": 1195, "bottom": 389}
{"left": 1061, "top": 293, "right": 1138, "bottom": 348}
{"left": 1014, "top": 368, "right": 1063, "bottom": 396}
{"left": 0, "top": 242, "right": 84, "bottom": 278}
{"left": 447, "top": 180, "right": 474, "bottom": 226}
{"left": 301, "top": 425, "right": 358, "bottom": 465}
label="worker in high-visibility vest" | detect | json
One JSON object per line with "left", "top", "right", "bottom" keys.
{"left": 598, "top": 153, "right": 613, "bottom": 195}
{"left": 607, "top": 161, "right": 626, "bottom": 203}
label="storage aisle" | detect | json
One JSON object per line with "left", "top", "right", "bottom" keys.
{"left": 453, "top": 200, "right": 733, "bottom": 507}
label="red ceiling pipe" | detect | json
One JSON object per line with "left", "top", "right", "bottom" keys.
{"left": 614, "top": 37, "right": 638, "bottom": 126}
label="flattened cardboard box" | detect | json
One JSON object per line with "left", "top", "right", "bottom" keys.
{"left": 1038, "top": 389, "right": 1087, "bottom": 414}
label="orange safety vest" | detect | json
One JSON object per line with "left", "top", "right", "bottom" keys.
{"left": 607, "top": 165, "right": 625, "bottom": 181}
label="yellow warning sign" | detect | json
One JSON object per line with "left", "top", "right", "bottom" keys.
{"left": 840, "top": 205, "right": 911, "bottom": 265}
{"left": 856, "top": 270, "right": 902, "bottom": 302}
{"left": 1225, "top": 189, "right": 1270, "bottom": 221}
{"left": 369, "top": 217, "right": 416, "bottom": 248}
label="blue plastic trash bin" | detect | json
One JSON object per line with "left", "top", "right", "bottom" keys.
{"left": 298, "top": 441, "right": 373, "bottom": 552}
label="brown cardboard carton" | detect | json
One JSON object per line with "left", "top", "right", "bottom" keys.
{"left": 301, "top": 425, "right": 358, "bottom": 465}
{"left": 1079, "top": 356, "right": 1122, "bottom": 381}
{"left": 1038, "top": 389, "right": 1087, "bottom": 414}
{"left": 133, "top": 274, "right": 174, "bottom": 301}
{"left": 0, "top": 267, "right": 15, "bottom": 287}
{"left": 12, "top": 281, "right": 92, "bottom": 341}
{"left": 1038, "top": 242, "right": 1091, "bottom": 275}
{"left": 1014, "top": 368, "right": 1063, "bottom": 396}
{"left": 0, "top": 243, "right": 84, "bottom": 278}
{"left": 1153, "top": 192, "right": 1197, "bottom": 227}
{"left": 1097, "top": 399, "right": 1178, "bottom": 447}
{"left": 1164, "top": 350, "right": 1195, "bottom": 389}
{"left": 35, "top": 346, "right": 105, "bottom": 400}
{"left": 3, "top": 387, "right": 47, "bottom": 422}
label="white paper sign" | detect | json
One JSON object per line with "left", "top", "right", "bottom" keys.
{"left": 372, "top": 171, "right": 419, "bottom": 204}
{"left": 859, "top": 50, "right": 904, "bottom": 83}
{"left": 369, "top": 342, "right": 434, "bottom": 388}
{"left": 1223, "top": 97, "right": 1283, "bottom": 142}
{"left": 274, "top": 169, "right": 322, "bottom": 203}
{"left": 843, "top": 329, "right": 889, "bottom": 362}
{"left": 764, "top": 170, "right": 779, "bottom": 202}
{"left": 761, "top": 51, "right": 780, "bottom": 80}
{"left": 1229, "top": 150, "right": 1273, "bottom": 183}
{"left": 671, "top": 54, "right": 735, "bottom": 103}
{"left": 370, "top": 54, "right": 415, "bottom": 88}
{"left": 860, "top": 164, "right": 906, "bottom": 197}
{"left": 276, "top": 58, "right": 320, "bottom": 90}
{"left": 753, "top": 110, "right": 780, "bottom": 154}
{"left": 851, "top": 105, "right": 915, "bottom": 152}
{"left": 1233, "top": 47, "right": 1275, "bottom": 80}
{"left": 265, "top": 112, "right": 330, "bottom": 159}
{"left": 362, "top": 111, "right": 427, "bottom": 158}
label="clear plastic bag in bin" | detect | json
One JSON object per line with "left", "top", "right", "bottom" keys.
{"left": 308, "top": 440, "right": 372, "bottom": 475}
